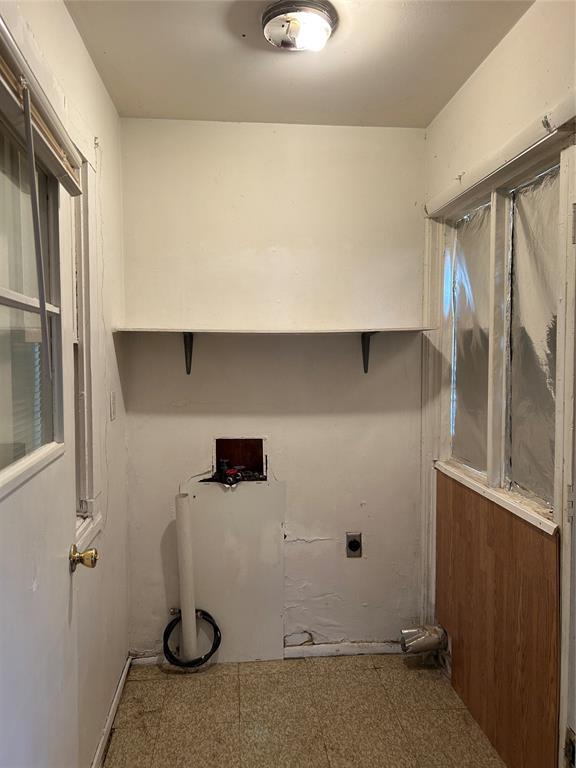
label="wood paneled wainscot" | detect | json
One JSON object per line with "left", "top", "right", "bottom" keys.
{"left": 436, "top": 472, "right": 560, "bottom": 768}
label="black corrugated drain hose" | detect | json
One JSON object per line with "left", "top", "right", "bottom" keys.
{"left": 163, "top": 608, "right": 222, "bottom": 668}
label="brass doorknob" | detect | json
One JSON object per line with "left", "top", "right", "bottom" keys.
{"left": 69, "top": 544, "right": 99, "bottom": 572}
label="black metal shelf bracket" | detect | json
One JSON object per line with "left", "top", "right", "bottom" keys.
{"left": 361, "top": 332, "right": 378, "bottom": 374}
{"left": 183, "top": 332, "right": 194, "bottom": 375}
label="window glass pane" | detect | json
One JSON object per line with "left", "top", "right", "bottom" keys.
{"left": 0, "top": 126, "right": 50, "bottom": 301}
{"left": 508, "top": 168, "right": 560, "bottom": 506}
{"left": 0, "top": 305, "right": 53, "bottom": 470}
{"left": 452, "top": 205, "right": 491, "bottom": 472}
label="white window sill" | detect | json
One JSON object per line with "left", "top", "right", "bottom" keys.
{"left": 0, "top": 442, "right": 65, "bottom": 501}
{"left": 435, "top": 459, "right": 558, "bottom": 537}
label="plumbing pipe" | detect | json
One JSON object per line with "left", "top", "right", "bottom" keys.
{"left": 175, "top": 493, "right": 198, "bottom": 660}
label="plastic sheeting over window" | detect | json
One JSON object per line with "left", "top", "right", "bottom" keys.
{"left": 451, "top": 205, "right": 491, "bottom": 472}
{"left": 508, "top": 168, "right": 560, "bottom": 506}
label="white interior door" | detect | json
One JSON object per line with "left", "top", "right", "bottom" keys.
{"left": 0, "top": 180, "right": 81, "bottom": 767}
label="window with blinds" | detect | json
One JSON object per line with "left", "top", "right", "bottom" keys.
{"left": 0, "top": 120, "right": 58, "bottom": 471}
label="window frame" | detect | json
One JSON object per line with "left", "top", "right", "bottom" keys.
{"left": 431, "top": 141, "right": 575, "bottom": 530}
{"left": 0, "top": 119, "right": 63, "bottom": 497}
{"left": 73, "top": 161, "right": 104, "bottom": 546}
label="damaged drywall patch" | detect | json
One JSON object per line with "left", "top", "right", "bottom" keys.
{"left": 284, "top": 514, "right": 421, "bottom": 645}
{"left": 284, "top": 626, "right": 339, "bottom": 645}
{"left": 285, "top": 536, "right": 334, "bottom": 544}
{"left": 283, "top": 522, "right": 335, "bottom": 546}
{"left": 284, "top": 631, "right": 314, "bottom": 647}
{"left": 285, "top": 592, "right": 344, "bottom": 610}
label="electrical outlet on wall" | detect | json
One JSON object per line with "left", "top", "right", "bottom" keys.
{"left": 109, "top": 390, "right": 117, "bottom": 422}
{"left": 346, "top": 532, "right": 362, "bottom": 558}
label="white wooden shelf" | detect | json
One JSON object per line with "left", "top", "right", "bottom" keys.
{"left": 114, "top": 326, "right": 432, "bottom": 334}
{"left": 113, "top": 326, "right": 434, "bottom": 375}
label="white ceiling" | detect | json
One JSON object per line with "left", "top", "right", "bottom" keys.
{"left": 66, "top": 0, "right": 532, "bottom": 128}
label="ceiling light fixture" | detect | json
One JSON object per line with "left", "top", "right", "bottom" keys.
{"left": 262, "top": 0, "right": 338, "bottom": 52}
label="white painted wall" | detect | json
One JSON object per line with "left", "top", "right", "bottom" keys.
{"left": 425, "top": 0, "right": 576, "bottom": 204}
{"left": 120, "top": 119, "right": 426, "bottom": 655}
{"left": 122, "top": 331, "right": 422, "bottom": 654}
{"left": 0, "top": 2, "right": 128, "bottom": 766}
{"left": 121, "top": 119, "right": 426, "bottom": 332}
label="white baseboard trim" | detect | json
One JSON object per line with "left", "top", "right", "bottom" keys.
{"left": 90, "top": 657, "right": 131, "bottom": 768}
{"left": 130, "top": 654, "right": 163, "bottom": 667}
{"left": 284, "top": 641, "right": 401, "bottom": 658}
{"left": 129, "top": 644, "right": 402, "bottom": 664}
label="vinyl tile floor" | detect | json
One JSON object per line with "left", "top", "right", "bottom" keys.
{"left": 104, "top": 655, "right": 506, "bottom": 768}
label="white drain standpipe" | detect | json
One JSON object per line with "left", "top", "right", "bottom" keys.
{"left": 175, "top": 493, "right": 198, "bottom": 660}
